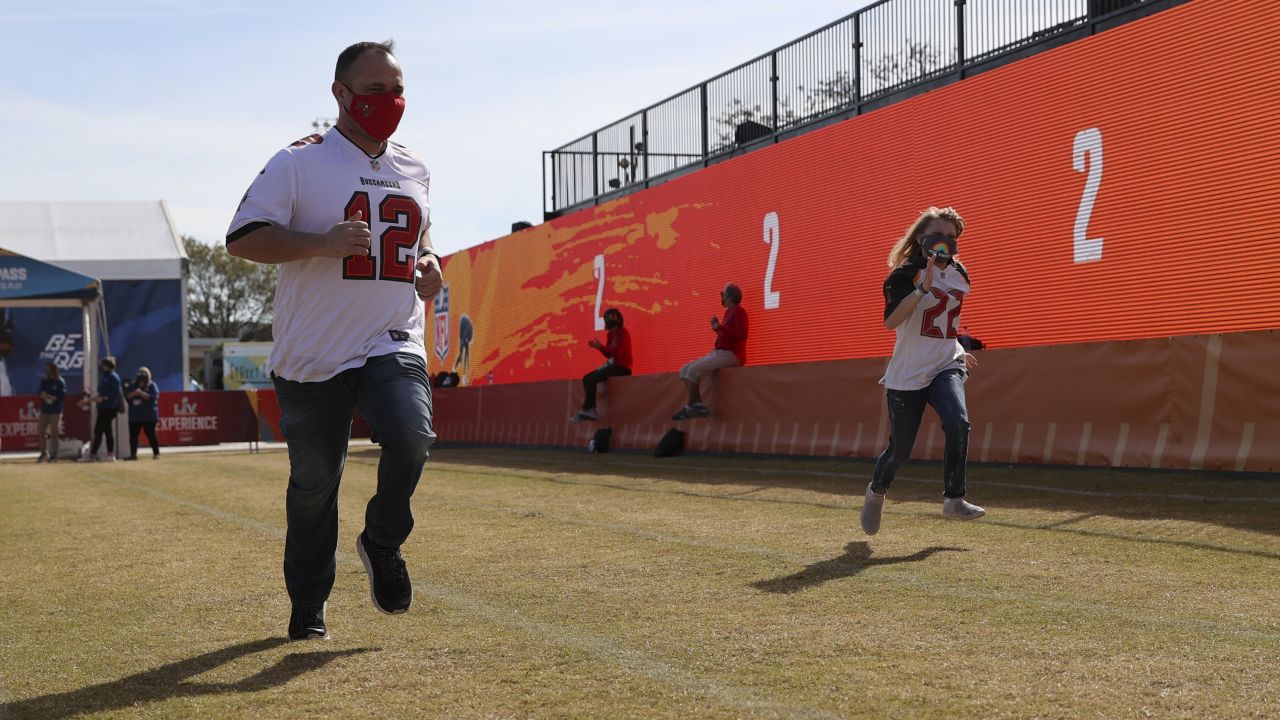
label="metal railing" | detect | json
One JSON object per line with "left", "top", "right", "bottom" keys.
{"left": 544, "top": 0, "right": 1175, "bottom": 219}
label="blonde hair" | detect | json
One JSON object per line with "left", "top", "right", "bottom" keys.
{"left": 136, "top": 366, "right": 152, "bottom": 384}
{"left": 886, "top": 206, "right": 965, "bottom": 268}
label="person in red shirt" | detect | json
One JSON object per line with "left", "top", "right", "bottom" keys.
{"left": 672, "top": 283, "right": 748, "bottom": 421}
{"left": 570, "top": 308, "right": 633, "bottom": 422}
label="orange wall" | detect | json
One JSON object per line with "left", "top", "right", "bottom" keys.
{"left": 430, "top": 0, "right": 1280, "bottom": 386}
{"left": 432, "top": 330, "right": 1280, "bottom": 474}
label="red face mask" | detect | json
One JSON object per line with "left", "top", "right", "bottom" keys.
{"left": 344, "top": 87, "right": 405, "bottom": 141}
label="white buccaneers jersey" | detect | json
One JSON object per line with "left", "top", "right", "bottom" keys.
{"left": 227, "top": 128, "right": 430, "bottom": 383}
{"left": 879, "top": 259, "right": 970, "bottom": 391}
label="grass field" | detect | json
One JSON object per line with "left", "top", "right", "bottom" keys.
{"left": 1, "top": 445, "right": 1277, "bottom": 719}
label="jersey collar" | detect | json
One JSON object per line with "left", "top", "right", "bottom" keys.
{"left": 332, "top": 125, "right": 388, "bottom": 161}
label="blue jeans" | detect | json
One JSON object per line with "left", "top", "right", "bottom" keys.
{"left": 273, "top": 352, "right": 435, "bottom": 606}
{"left": 871, "top": 369, "right": 970, "bottom": 499}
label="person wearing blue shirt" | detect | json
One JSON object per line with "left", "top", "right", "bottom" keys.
{"left": 125, "top": 366, "right": 161, "bottom": 460}
{"left": 84, "top": 356, "right": 122, "bottom": 462}
{"left": 35, "top": 363, "right": 67, "bottom": 463}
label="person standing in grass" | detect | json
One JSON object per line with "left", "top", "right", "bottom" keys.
{"left": 83, "top": 356, "right": 122, "bottom": 463}
{"left": 861, "top": 207, "right": 985, "bottom": 535}
{"left": 35, "top": 363, "right": 66, "bottom": 463}
{"left": 227, "top": 39, "right": 443, "bottom": 641}
{"left": 124, "top": 366, "right": 161, "bottom": 460}
{"left": 570, "top": 307, "right": 633, "bottom": 423}
{"left": 671, "top": 283, "right": 748, "bottom": 421}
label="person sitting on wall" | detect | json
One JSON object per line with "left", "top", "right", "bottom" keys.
{"left": 570, "top": 307, "right": 633, "bottom": 423}
{"left": 671, "top": 283, "right": 748, "bottom": 421}
{"left": 124, "top": 366, "right": 161, "bottom": 460}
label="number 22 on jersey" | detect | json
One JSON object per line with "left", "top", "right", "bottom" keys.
{"left": 341, "top": 191, "right": 423, "bottom": 282}
{"left": 920, "top": 288, "right": 964, "bottom": 339}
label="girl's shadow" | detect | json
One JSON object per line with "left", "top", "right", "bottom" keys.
{"left": 751, "top": 541, "right": 967, "bottom": 594}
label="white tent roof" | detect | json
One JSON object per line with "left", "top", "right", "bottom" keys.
{"left": 0, "top": 201, "right": 186, "bottom": 280}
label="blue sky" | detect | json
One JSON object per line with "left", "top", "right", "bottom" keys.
{"left": 0, "top": 0, "right": 873, "bottom": 255}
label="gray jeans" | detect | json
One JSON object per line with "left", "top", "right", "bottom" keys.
{"left": 273, "top": 352, "right": 435, "bottom": 606}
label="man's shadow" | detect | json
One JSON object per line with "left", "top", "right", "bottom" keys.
{"left": 1, "top": 638, "right": 377, "bottom": 720}
{"left": 751, "top": 541, "right": 968, "bottom": 594}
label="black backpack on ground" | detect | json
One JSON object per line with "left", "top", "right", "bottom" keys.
{"left": 654, "top": 427, "right": 685, "bottom": 457}
{"left": 587, "top": 427, "right": 612, "bottom": 453}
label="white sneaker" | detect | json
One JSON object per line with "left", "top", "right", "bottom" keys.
{"left": 860, "top": 483, "right": 885, "bottom": 535}
{"left": 942, "top": 497, "right": 985, "bottom": 520}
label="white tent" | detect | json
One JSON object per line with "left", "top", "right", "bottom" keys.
{"left": 0, "top": 201, "right": 186, "bottom": 279}
{"left": 0, "top": 201, "right": 191, "bottom": 392}
{"left": 0, "top": 248, "right": 114, "bottom": 455}
{"left": 0, "top": 247, "right": 107, "bottom": 391}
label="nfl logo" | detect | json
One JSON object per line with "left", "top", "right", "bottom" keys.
{"left": 433, "top": 284, "right": 450, "bottom": 361}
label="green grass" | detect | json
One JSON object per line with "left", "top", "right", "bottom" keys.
{"left": 1, "top": 447, "right": 1277, "bottom": 719}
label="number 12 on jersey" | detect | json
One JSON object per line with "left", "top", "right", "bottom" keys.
{"left": 341, "top": 191, "right": 423, "bottom": 282}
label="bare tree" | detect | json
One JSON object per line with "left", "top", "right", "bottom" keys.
{"left": 713, "top": 43, "right": 946, "bottom": 148}
{"left": 861, "top": 41, "right": 948, "bottom": 96}
{"left": 793, "top": 70, "right": 857, "bottom": 119}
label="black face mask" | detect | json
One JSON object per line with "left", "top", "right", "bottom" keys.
{"left": 604, "top": 318, "right": 620, "bottom": 330}
{"left": 920, "top": 233, "right": 958, "bottom": 261}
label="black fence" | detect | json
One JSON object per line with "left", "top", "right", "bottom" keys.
{"left": 543, "top": 0, "right": 1180, "bottom": 219}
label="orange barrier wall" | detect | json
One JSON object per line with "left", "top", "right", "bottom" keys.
{"left": 431, "top": 330, "right": 1280, "bottom": 474}
{"left": 429, "top": 0, "right": 1280, "bottom": 387}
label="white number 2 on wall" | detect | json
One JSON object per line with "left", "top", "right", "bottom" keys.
{"left": 1072, "top": 127, "right": 1104, "bottom": 264}
{"left": 593, "top": 253, "right": 606, "bottom": 331}
{"left": 763, "top": 212, "right": 781, "bottom": 310}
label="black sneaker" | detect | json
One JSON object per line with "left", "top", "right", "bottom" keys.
{"left": 356, "top": 532, "right": 413, "bottom": 615}
{"left": 288, "top": 603, "right": 329, "bottom": 641}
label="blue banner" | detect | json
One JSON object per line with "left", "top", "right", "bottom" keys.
{"left": 1, "top": 279, "right": 184, "bottom": 397}
{"left": 1, "top": 305, "right": 86, "bottom": 395}
{"left": 102, "top": 279, "right": 185, "bottom": 394}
